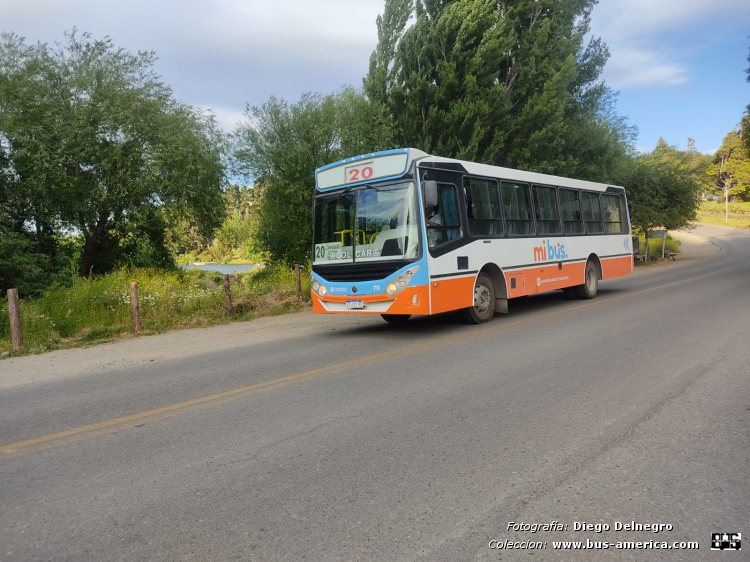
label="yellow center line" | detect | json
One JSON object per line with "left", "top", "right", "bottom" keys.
{"left": 0, "top": 265, "right": 732, "bottom": 460}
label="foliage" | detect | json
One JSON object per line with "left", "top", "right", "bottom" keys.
{"left": 0, "top": 30, "right": 226, "bottom": 278}
{"left": 636, "top": 232, "right": 680, "bottom": 258}
{"left": 745, "top": 42, "right": 750, "bottom": 152}
{"left": 620, "top": 139, "right": 703, "bottom": 232}
{"left": 706, "top": 125, "right": 750, "bottom": 201}
{"left": 232, "top": 87, "right": 394, "bottom": 265}
{"left": 364, "top": 0, "right": 636, "bottom": 181}
{"left": 0, "top": 232, "right": 51, "bottom": 296}
{"left": 0, "top": 265, "right": 311, "bottom": 356}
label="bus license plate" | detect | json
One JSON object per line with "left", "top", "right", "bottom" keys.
{"left": 346, "top": 300, "right": 364, "bottom": 309}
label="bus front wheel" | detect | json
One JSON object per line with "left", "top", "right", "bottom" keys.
{"left": 381, "top": 314, "right": 411, "bottom": 324}
{"left": 574, "top": 261, "right": 599, "bottom": 299}
{"left": 461, "top": 273, "right": 495, "bottom": 324}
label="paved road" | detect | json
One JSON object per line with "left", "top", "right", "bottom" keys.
{"left": 1, "top": 225, "right": 748, "bottom": 561}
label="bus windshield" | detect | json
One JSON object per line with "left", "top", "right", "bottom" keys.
{"left": 313, "top": 181, "right": 420, "bottom": 265}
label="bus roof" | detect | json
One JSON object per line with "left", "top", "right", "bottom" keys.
{"left": 417, "top": 154, "right": 620, "bottom": 192}
{"left": 315, "top": 148, "right": 623, "bottom": 193}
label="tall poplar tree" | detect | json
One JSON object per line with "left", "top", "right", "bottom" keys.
{"left": 365, "top": 0, "right": 634, "bottom": 181}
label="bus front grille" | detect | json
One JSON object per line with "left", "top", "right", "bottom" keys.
{"left": 313, "top": 261, "right": 414, "bottom": 282}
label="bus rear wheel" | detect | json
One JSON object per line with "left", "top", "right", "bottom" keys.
{"left": 461, "top": 273, "right": 495, "bottom": 324}
{"left": 574, "top": 261, "right": 599, "bottom": 299}
{"left": 381, "top": 314, "right": 411, "bottom": 324}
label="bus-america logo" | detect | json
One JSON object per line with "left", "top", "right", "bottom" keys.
{"left": 533, "top": 239, "right": 567, "bottom": 262}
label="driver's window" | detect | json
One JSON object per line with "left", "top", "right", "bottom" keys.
{"left": 426, "top": 183, "right": 462, "bottom": 248}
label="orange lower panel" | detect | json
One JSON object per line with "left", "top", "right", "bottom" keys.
{"left": 312, "top": 285, "right": 430, "bottom": 315}
{"left": 601, "top": 256, "right": 633, "bottom": 280}
{"left": 430, "top": 276, "right": 475, "bottom": 314}
{"left": 506, "top": 262, "right": 586, "bottom": 296}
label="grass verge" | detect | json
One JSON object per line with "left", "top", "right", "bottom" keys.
{"left": 635, "top": 232, "right": 681, "bottom": 263}
{"left": 0, "top": 264, "right": 311, "bottom": 358}
{"left": 696, "top": 214, "right": 750, "bottom": 229}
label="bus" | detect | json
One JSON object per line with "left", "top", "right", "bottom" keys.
{"left": 311, "top": 148, "right": 632, "bottom": 324}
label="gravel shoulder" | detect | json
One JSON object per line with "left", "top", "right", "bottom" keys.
{"left": 0, "top": 226, "right": 721, "bottom": 390}
{"left": 629, "top": 226, "right": 720, "bottom": 276}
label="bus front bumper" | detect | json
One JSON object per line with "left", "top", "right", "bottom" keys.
{"left": 311, "top": 284, "right": 430, "bottom": 315}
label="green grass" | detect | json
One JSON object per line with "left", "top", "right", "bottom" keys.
{"left": 636, "top": 232, "right": 681, "bottom": 260}
{"left": 0, "top": 264, "right": 311, "bottom": 357}
{"left": 696, "top": 214, "right": 750, "bottom": 229}
{"left": 699, "top": 201, "right": 750, "bottom": 215}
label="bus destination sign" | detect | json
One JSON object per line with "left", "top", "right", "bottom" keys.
{"left": 317, "top": 152, "right": 409, "bottom": 190}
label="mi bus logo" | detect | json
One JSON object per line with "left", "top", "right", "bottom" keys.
{"left": 533, "top": 239, "right": 567, "bottom": 262}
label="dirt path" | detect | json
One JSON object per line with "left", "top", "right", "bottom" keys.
{"left": 0, "top": 227, "right": 721, "bottom": 390}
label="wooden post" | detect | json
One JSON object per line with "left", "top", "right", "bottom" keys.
{"left": 224, "top": 274, "right": 233, "bottom": 317}
{"left": 130, "top": 282, "right": 142, "bottom": 333}
{"left": 294, "top": 264, "right": 302, "bottom": 300}
{"left": 7, "top": 289, "right": 23, "bottom": 350}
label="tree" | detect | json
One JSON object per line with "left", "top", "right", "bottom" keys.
{"left": 364, "top": 0, "right": 635, "bottom": 181}
{"left": 232, "top": 88, "right": 393, "bottom": 265}
{"left": 0, "top": 30, "right": 226, "bottom": 276}
{"left": 745, "top": 42, "right": 750, "bottom": 151}
{"left": 706, "top": 126, "right": 750, "bottom": 201}
{"left": 621, "top": 139, "right": 703, "bottom": 234}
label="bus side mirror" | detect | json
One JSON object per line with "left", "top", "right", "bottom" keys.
{"left": 423, "top": 180, "right": 438, "bottom": 208}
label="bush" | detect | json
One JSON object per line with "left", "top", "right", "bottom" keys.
{"left": 637, "top": 232, "right": 681, "bottom": 258}
{"left": 0, "top": 265, "right": 312, "bottom": 356}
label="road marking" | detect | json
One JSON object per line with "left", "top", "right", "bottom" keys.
{"left": 0, "top": 265, "right": 734, "bottom": 460}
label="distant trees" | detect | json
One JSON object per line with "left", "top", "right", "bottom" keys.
{"left": 620, "top": 138, "right": 705, "bottom": 233}
{"left": 707, "top": 125, "right": 750, "bottom": 201}
{"left": 364, "top": 0, "right": 635, "bottom": 181}
{"left": 0, "top": 30, "right": 226, "bottom": 291}
{"left": 232, "top": 88, "right": 393, "bottom": 265}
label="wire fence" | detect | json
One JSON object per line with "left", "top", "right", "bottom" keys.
{"left": 1, "top": 265, "right": 311, "bottom": 354}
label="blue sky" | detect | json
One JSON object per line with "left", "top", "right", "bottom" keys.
{"left": 3, "top": 0, "right": 749, "bottom": 155}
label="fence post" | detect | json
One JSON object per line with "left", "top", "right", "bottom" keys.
{"left": 224, "top": 274, "right": 233, "bottom": 317}
{"left": 7, "top": 288, "right": 23, "bottom": 350}
{"left": 130, "top": 282, "right": 143, "bottom": 333}
{"left": 294, "top": 264, "right": 302, "bottom": 300}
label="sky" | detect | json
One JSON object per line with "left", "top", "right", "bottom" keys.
{"left": 2, "top": 0, "right": 749, "bottom": 156}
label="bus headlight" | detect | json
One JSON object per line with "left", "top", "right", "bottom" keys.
{"left": 384, "top": 265, "right": 420, "bottom": 297}
{"left": 312, "top": 279, "right": 320, "bottom": 292}
{"left": 318, "top": 285, "right": 327, "bottom": 297}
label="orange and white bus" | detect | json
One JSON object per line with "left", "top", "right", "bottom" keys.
{"left": 311, "top": 148, "right": 632, "bottom": 324}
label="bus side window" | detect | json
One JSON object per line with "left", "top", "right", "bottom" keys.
{"left": 463, "top": 177, "right": 502, "bottom": 236}
{"left": 559, "top": 189, "right": 583, "bottom": 234}
{"left": 581, "top": 192, "right": 604, "bottom": 234}
{"left": 601, "top": 194, "right": 623, "bottom": 233}
{"left": 427, "top": 183, "right": 463, "bottom": 248}
{"left": 532, "top": 185, "right": 561, "bottom": 235}
{"left": 501, "top": 181, "right": 533, "bottom": 236}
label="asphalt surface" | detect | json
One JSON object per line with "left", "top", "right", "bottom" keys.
{"left": 1, "top": 224, "right": 748, "bottom": 561}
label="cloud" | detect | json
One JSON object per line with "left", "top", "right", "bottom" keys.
{"left": 204, "top": 107, "right": 247, "bottom": 133}
{"left": 590, "top": 0, "right": 750, "bottom": 89}
{"left": 590, "top": 0, "right": 750, "bottom": 43}
{"left": 2, "top": 0, "right": 385, "bottom": 118}
{"left": 3, "top": 0, "right": 383, "bottom": 67}
{"left": 602, "top": 47, "right": 688, "bottom": 88}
